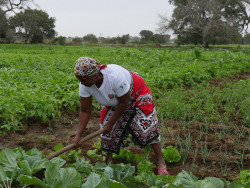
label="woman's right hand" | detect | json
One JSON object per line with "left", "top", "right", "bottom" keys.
{"left": 72, "top": 134, "right": 82, "bottom": 145}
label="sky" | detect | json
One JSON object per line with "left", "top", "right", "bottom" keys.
{"left": 33, "top": 0, "right": 174, "bottom": 38}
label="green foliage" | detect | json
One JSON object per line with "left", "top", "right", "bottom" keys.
{"left": 0, "top": 12, "right": 12, "bottom": 44}
{"left": 68, "top": 149, "right": 82, "bottom": 163}
{"left": 237, "top": 170, "right": 250, "bottom": 187}
{"left": 193, "top": 47, "right": 202, "bottom": 59}
{"left": 0, "top": 146, "right": 248, "bottom": 187}
{"left": 9, "top": 9, "right": 56, "bottom": 44}
{"left": 139, "top": 30, "right": 154, "bottom": 41}
{"left": 53, "top": 144, "right": 82, "bottom": 162}
{"left": 72, "top": 37, "right": 82, "bottom": 43}
{"left": 83, "top": 34, "right": 98, "bottom": 43}
{"left": 113, "top": 149, "right": 140, "bottom": 163}
{"left": 243, "top": 33, "right": 250, "bottom": 44}
{"left": 163, "top": 0, "right": 249, "bottom": 47}
{"left": 150, "top": 34, "right": 170, "bottom": 44}
{"left": 87, "top": 149, "right": 102, "bottom": 160}
{"left": 92, "top": 138, "right": 102, "bottom": 151}
{"left": 157, "top": 80, "right": 250, "bottom": 125}
{"left": 52, "top": 36, "right": 67, "bottom": 45}
{"left": 19, "top": 161, "right": 82, "bottom": 188}
{"left": 0, "top": 45, "right": 249, "bottom": 132}
{"left": 162, "top": 146, "right": 181, "bottom": 163}
{"left": 172, "top": 170, "right": 224, "bottom": 188}
{"left": 137, "top": 159, "right": 155, "bottom": 175}
{"left": 116, "top": 34, "right": 130, "bottom": 44}
{"left": 39, "top": 135, "right": 52, "bottom": 144}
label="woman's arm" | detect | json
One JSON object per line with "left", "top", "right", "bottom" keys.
{"left": 73, "top": 96, "right": 92, "bottom": 144}
{"left": 103, "top": 91, "right": 131, "bottom": 133}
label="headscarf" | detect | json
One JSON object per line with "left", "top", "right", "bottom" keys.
{"left": 74, "top": 57, "right": 101, "bottom": 76}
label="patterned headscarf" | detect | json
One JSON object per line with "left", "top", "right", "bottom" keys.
{"left": 74, "top": 57, "right": 100, "bottom": 76}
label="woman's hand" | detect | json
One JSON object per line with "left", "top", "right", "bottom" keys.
{"left": 103, "top": 122, "right": 114, "bottom": 134}
{"left": 72, "top": 134, "right": 82, "bottom": 146}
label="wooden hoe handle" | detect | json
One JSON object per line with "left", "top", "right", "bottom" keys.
{"left": 47, "top": 129, "right": 105, "bottom": 160}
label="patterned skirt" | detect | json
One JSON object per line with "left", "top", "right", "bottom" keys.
{"left": 100, "top": 71, "right": 160, "bottom": 154}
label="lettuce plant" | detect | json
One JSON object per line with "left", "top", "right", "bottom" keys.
{"left": 162, "top": 146, "right": 181, "bottom": 163}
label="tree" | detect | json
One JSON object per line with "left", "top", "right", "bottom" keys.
{"left": 0, "top": 0, "right": 33, "bottom": 43}
{"left": 139, "top": 30, "right": 154, "bottom": 41}
{"left": 243, "top": 33, "right": 250, "bottom": 44}
{"left": 159, "top": 0, "right": 250, "bottom": 47}
{"left": 10, "top": 9, "right": 56, "bottom": 43}
{"left": 0, "top": 9, "right": 8, "bottom": 38}
{"left": 100, "top": 37, "right": 116, "bottom": 44}
{"left": 52, "top": 36, "right": 66, "bottom": 45}
{"left": 211, "top": 27, "right": 243, "bottom": 44}
{"left": 0, "top": 0, "right": 32, "bottom": 16}
{"left": 150, "top": 34, "right": 170, "bottom": 44}
{"left": 72, "top": 37, "right": 82, "bottom": 43}
{"left": 116, "top": 34, "right": 130, "bottom": 44}
{"left": 5, "top": 28, "right": 15, "bottom": 43}
{"left": 83, "top": 34, "right": 98, "bottom": 43}
{"left": 129, "top": 36, "right": 140, "bottom": 42}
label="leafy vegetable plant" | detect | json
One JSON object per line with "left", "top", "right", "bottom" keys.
{"left": 162, "top": 146, "right": 181, "bottom": 163}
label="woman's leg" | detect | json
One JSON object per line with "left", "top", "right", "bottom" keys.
{"left": 151, "top": 142, "right": 166, "bottom": 168}
{"left": 151, "top": 142, "right": 169, "bottom": 175}
{"left": 106, "top": 152, "right": 113, "bottom": 165}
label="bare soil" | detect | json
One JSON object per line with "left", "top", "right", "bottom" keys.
{"left": 0, "top": 72, "right": 249, "bottom": 181}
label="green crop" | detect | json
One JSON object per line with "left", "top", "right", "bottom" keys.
{"left": 1, "top": 44, "right": 249, "bottom": 132}
{"left": 0, "top": 147, "right": 248, "bottom": 187}
{"left": 157, "top": 79, "right": 250, "bottom": 125}
{"left": 162, "top": 146, "right": 181, "bottom": 163}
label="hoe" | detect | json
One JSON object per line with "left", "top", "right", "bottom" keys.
{"left": 47, "top": 129, "right": 105, "bottom": 160}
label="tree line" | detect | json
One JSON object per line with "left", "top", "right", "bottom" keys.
{"left": 60, "top": 31, "right": 170, "bottom": 45}
{"left": 0, "top": 6, "right": 170, "bottom": 45}
{"left": 158, "top": 0, "right": 250, "bottom": 47}
{"left": 0, "top": 1, "right": 170, "bottom": 45}
{"left": 0, "top": 0, "right": 249, "bottom": 47}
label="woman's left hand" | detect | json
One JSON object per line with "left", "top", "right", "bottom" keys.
{"left": 103, "top": 122, "right": 114, "bottom": 133}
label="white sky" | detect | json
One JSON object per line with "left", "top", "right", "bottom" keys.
{"left": 33, "top": 0, "right": 174, "bottom": 38}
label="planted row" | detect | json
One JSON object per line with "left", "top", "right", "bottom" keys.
{"left": 0, "top": 44, "right": 249, "bottom": 132}
{"left": 157, "top": 79, "right": 250, "bottom": 125}
{"left": 1, "top": 147, "right": 249, "bottom": 188}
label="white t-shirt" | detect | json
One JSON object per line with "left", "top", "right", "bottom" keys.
{"left": 79, "top": 64, "right": 131, "bottom": 106}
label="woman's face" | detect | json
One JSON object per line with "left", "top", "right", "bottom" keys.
{"left": 76, "top": 75, "right": 98, "bottom": 87}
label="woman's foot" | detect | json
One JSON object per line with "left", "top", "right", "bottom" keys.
{"left": 157, "top": 164, "right": 169, "bottom": 175}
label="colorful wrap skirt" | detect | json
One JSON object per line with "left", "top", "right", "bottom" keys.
{"left": 100, "top": 71, "right": 160, "bottom": 154}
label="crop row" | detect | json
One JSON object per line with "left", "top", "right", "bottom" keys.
{"left": 157, "top": 79, "right": 250, "bottom": 125}
{"left": 0, "top": 44, "right": 250, "bottom": 132}
{"left": 0, "top": 147, "right": 249, "bottom": 187}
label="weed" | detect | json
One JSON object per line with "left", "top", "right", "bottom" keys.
{"left": 39, "top": 135, "right": 52, "bottom": 144}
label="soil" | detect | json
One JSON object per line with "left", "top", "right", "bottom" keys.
{"left": 209, "top": 72, "right": 250, "bottom": 88}
{"left": 0, "top": 73, "right": 249, "bottom": 182}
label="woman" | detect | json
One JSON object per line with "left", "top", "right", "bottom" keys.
{"left": 73, "top": 57, "right": 169, "bottom": 175}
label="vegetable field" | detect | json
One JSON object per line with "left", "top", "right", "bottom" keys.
{"left": 0, "top": 44, "right": 249, "bottom": 187}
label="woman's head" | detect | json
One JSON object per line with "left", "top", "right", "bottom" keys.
{"left": 74, "top": 57, "right": 102, "bottom": 87}
{"left": 74, "top": 57, "right": 100, "bottom": 76}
